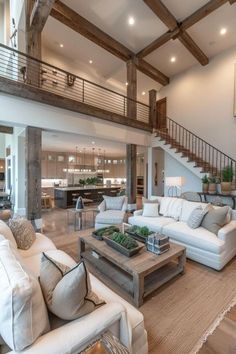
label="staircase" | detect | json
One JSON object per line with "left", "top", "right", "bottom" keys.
{"left": 154, "top": 117, "right": 236, "bottom": 182}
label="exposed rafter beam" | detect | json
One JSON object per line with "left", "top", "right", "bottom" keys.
{"left": 178, "top": 31, "right": 209, "bottom": 66}
{"left": 139, "top": 0, "right": 236, "bottom": 59}
{"left": 144, "top": 0, "right": 177, "bottom": 30}
{"left": 51, "top": 1, "right": 132, "bottom": 61}
{"left": 30, "top": 0, "right": 56, "bottom": 33}
{"left": 142, "top": 0, "right": 209, "bottom": 66}
{"left": 51, "top": 1, "right": 169, "bottom": 85}
{"left": 0, "top": 125, "right": 13, "bottom": 134}
{"left": 181, "top": 0, "right": 228, "bottom": 30}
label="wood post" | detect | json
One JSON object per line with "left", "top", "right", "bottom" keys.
{"left": 126, "top": 60, "right": 137, "bottom": 119}
{"left": 126, "top": 144, "right": 137, "bottom": 210}
{"left": 25, "top": 0, "right": 41, "bottom": 86}
{"left": 149, "top": 89, "right": 157, "bottom": 129}
{"left": 25, "top": 126, "right": 42, "bottom": 229}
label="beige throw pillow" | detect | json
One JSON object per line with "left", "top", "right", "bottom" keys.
{"left": 201, "top": 205, "right": 231, "bottom": 235}
{"left": 142, "top": 203, "right": 159, "bottom": 217}
{"left": 103, "top": 195, "right": 125, "bottom": 210}
{"left": 0, "top": 220, "right": 17, "bottom": 249}
{"left": 8, "top": 218, "right": 36, "bottom": 250}
{"left": 0, "top": 240, "right": 50, "bottom": 351}
{"left": 40, "top": 253, "right": 105, "bottom": 320}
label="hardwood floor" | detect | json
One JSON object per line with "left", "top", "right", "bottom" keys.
{"left": 42, "top": 208, "right": 236, "bottom": 354}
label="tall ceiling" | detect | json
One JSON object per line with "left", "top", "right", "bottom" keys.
{"left": 42, "top": 0, "right": 236, "bottom": 101}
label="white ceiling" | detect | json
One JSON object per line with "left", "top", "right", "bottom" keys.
{"left": 42, "top": 130, "right": 126, "bottom": 156}
{"left": 42, "top": 0, "right": 236, "bottom": 92}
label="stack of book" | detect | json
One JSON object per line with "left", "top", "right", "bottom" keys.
{"left": 146, "top": 233, "right": 170, "bottom": 255}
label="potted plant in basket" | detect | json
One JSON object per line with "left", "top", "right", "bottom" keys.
{"left": 208, "top": 176, "right": 217, "bottom": 194}
{"left": 201, "top": 175, "right": 209, "bottom": 193}
{"left": 221, "top": 165, "right": 234, "bottom": 195}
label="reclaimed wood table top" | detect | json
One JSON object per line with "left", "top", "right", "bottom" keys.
{"left": 80, "top": 233, "right": 185, "bottom": 276}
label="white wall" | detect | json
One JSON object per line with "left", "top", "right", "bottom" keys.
{"left": 157, "top": 45, "right": 236, "bottom": 160}
{"left": 0, "top": 93, "right": 151, "bottom": 147}
{"left": 164, "top": 152, "right": 202, "bottom": 196}
{"left": 148, "top": 147, "right": 164, "bottom": 197}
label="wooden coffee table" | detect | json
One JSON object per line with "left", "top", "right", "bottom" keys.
{"left": 79, "top": 233, "right": 186, "bottom": 307}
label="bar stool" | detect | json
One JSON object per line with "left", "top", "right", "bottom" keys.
{"left": 42, "top": 194, "right": 52, "bottom": 209}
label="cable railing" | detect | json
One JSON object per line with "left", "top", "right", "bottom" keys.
{"left": 0, "top": 43, "right": 150, "bottom": 124}
{"left": 156, "top": 116, "right": 236, "bottom": 180}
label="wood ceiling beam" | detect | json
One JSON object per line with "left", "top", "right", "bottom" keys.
{"left": 139, "top": 0, "right": 236, "bottom": 59}
{"left": 181, "top": 0, "right": 228, "bottom": 31}
{"left": 141, "top": 0, "right": 209, "bottom": 66}
{"left": 51, "top": 1, "right": 132, "bottom": 61}
{"left": 51, "top": 1, "right": 169, "bottom": 85}
{"left": 178, "top": 31, "right": 209, "bottom": 66}
{"left": 144, "top": 0, "right": 177, "bottom": 30}
{"left": 135, "top": 58, "right": 169, "bottom": 86}
{"left": 30, "top": 0, "right": 56, "bottom": 33}
{"left": 0, "top": 125, "right": 13, "bottom": 134}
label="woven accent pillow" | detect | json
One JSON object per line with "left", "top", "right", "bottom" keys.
{"left": 201, "top": 205, "right": 231, "bottom": 235}
{"left": 8, "top": 218, "right": 36, "bottom": 250}
{"left": 40, "top": 253, "right": 105, "bottom": 320}
{"left": 187, "top": 204, "right": 211, "bottom": 229}
{"left": 81, "top": 332, "right": 130, "bottom": 354}
{"left": 103, "top": 195, "right": 125, "bottom": 210}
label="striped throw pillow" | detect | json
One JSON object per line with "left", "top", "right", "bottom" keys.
{"left": 187, "top": 204, "right": 210, "bottom": 229}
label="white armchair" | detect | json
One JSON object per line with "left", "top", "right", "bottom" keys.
{"left": 95, "top": 196, "right": 128, "bottom": 230}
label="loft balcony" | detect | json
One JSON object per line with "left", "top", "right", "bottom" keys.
{"left": 0, "top": 44, "right": 152, "bottom": 132}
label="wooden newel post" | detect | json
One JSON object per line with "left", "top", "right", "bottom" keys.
{"left": 25, "top": 126, "right": 42, "bottom": 230}
{"left": 126, "top": 144, "right": 137, "bottom": 210}
{"left": 126, "top": 59, "right": 137, "bottom": 119}
{"left": 149, "top": 89, "right": 157, "bottom": 130}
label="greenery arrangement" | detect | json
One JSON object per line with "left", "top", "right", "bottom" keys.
{"left": 108, "top": 232, "right": 138, "bottom": 250}
{"left": 79, "top": 177, "right": 98, "bottom": 185}
{"left": 129, "top": 225, "right": 151, "bottom": 238}
{"left": 95, "top": 226, "right": 120, "bottom": 238}
{"left": 222, "top": 165, "right": 234, "bottom": 182}
{"left": 201, "top": 175, "right": 209, "bottom": 184}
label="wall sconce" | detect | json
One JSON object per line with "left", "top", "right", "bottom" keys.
{"left": 165, "top": 176, "right": 184, "bottom": 197}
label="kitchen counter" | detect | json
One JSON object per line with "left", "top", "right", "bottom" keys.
{"left": 54, "top": 185, "right": 122, "bottom": 209}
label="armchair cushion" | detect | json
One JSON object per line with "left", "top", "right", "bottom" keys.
{"left": 103, "top": 196, "right": 125, "bottom": 211}
{"left": 96, "top": 210, "right": 125, "bottom": 225}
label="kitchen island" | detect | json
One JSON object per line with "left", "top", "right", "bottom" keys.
{"left": 54, "top": 186, "right": 122, "bottom": 209}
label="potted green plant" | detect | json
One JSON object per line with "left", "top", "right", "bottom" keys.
{"left": 221, "top": 165, "right": 234, "bottom": 195}
{"left": 208, "top": 176, "right": 217, "bottom": 194}
{"left": 79, "top": 178, "right": 86, "bottom": 187}
{"left": 201, "top": 175, "right": 209, "bottom": 193}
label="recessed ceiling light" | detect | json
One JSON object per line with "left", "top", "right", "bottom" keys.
{"left": 92, "top": 141, "right": 95, "bottom": 145}
{"left": 170, "top": 56, "right": 176, "bottom": 63}
{"left": 142, "top": 91, "right": 146, "bottom": 96}
{"left": 125, "top": 82, "right": 128, "bottom": 86}
{"left": 128, "top": 16, "right": 135, "bottom": 26}
{"left": 59, "top": 43, "right": 64, "bottom": 48}
{"left": 89, "top": 59, "right": 93, "bottom": 64}
{"left": 220, "top": 27, "right": 227, "bottom": 36}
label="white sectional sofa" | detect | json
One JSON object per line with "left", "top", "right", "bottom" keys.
{"left": 0, "top": 221, "right": 148, "bottom": 354}
{"left": 128, "top": 196, "right": 236, "bottom": 271}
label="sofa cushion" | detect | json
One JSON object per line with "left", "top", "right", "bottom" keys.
{"left": 18, "top": 233, "right": 56, "bottom": 258}
{"left": 165, "top": 198, "right": 183, "bottom": 220}
{"left": 40, "top": 253, "right": 105, "bottom": 321}
{"left": 0, "top": 240, "right": 50, "bottom": 351}
{"left": 96, "top": 210, "right": 125, "bottom": 224}
{"left": 142, "top": 203, "right": 159, "bottom": 217}
{"left": 201, "top": 206, "right": 231, "bottom": 235}
{"left": 8, "top": 218, "right": 36, "bottom": 250}
{"left": 187, "top": 204, "right": 211, "bottom": 229}
{"left": 163, "top": 222, "right": 225, "bottom": 254}
{"left": 180, "top": 200, "right": 207, "bottom": 222}
{"left": 103, "top": 195, "right": 125, "bottom": 210}
{"left": 159, "top": 197, "right": 173, "bottom": 216}
{"left": 128, "top": 215, "right": 176, "bottom": 233}
{"left": 0, "top": 220, "right": 17, "bottom": 249}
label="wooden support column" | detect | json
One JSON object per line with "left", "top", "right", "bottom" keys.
{"left": 149, "top": 89, "right": 157, "bottom": 130}
{"left": 126, "top": 60, "right": 137, "bottom": 119}
{"left": 126, "top": 144, "right": 137, "bottom": 210}
{"left": 25, "top": 0, "right": 41, "bottom": 86}
{"left": 25, "top": 126, "right": 42, "bottom": 230}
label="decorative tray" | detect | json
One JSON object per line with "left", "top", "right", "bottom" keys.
{"left": 103, "top": 236, "right": 144, "bottom": 257}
